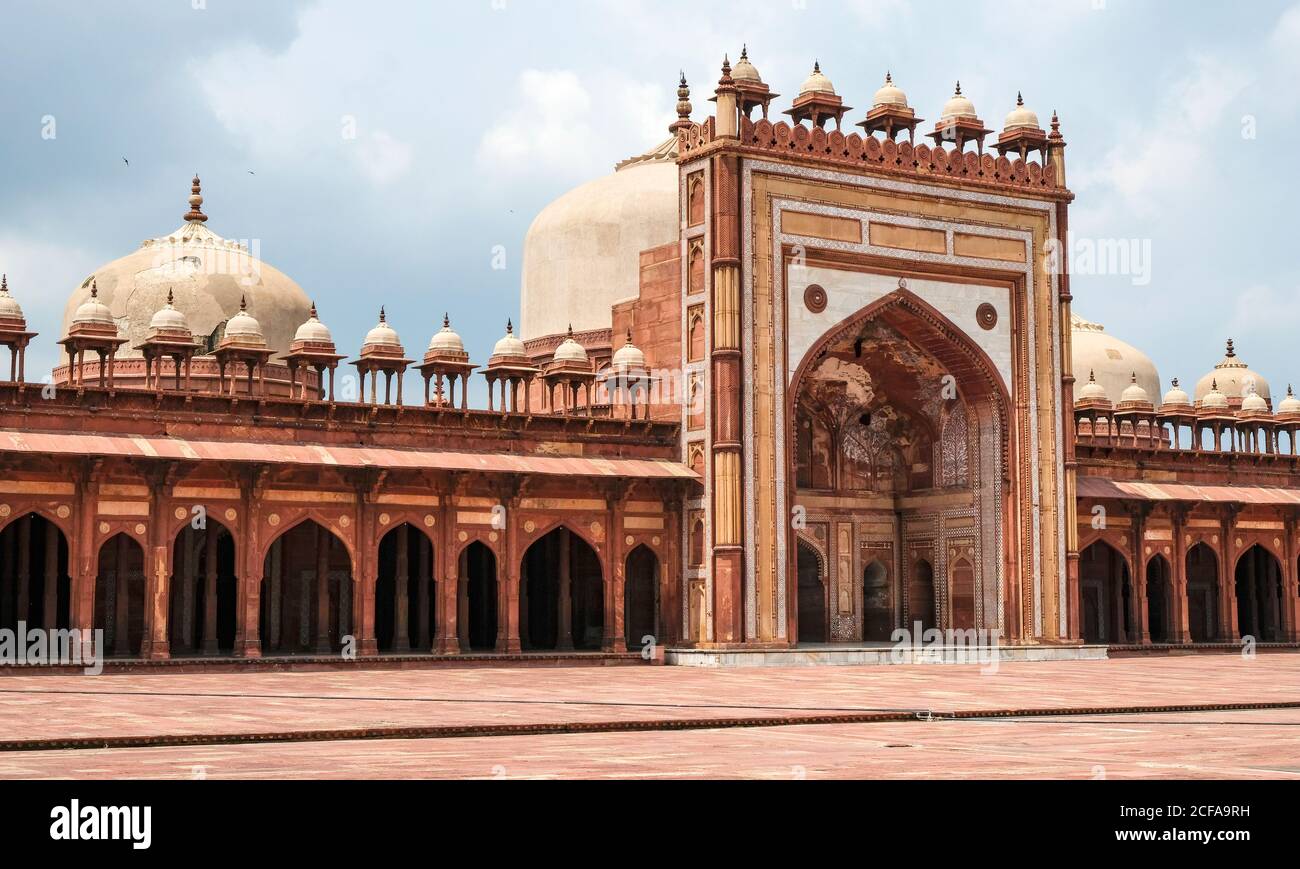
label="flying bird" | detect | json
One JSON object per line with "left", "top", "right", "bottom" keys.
{"left": 122, "top": 157, "right": 129, "bottom": 166}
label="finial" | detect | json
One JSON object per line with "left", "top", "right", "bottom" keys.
{"left": 1049, "top": 110, "right": 1062, "bottom": 140}
{"left": 740, "top": 44, "right": 748, "bottom": 61}
{"left": 1017, "top": 91, "right": 1024, "bottom": 106}
{"left": 1089, "top": 370, "right": 1097, "bottom": 383}
{"left": 673, "top": 71, "right": 693, "bottom": 130}
{"left": 239, "top": 293, "right": 247, "bottom": 311}
{"left": 310, "top": 301, "right": 318, "bottom": 319}
{"left": 1171, "top": 377, "right": 1180, "bottom": 388}
{"left": 443, "top": 312, "right": 450, "bottom": 328}
{"left": 1290, "top": 385, "right": 1296, "bottom": 398}
{"left": 91, "top": 280, "right": 99, "bottom": 299}
{"left": 166, "top": 288, "right": 175, "bottom": 306}
{"left": 885, "top": 70, "right": 893, "bottom": 84}
{"left": 722, "top": 54, "right": 731, "bottom": 74}
{"left": 814, "top": 60, "right": 821, "bottom": 74}
{"left": 1226, "top": 338, "right": 1236, "bottom": 358}
{"left": 1212, "top": 379, "right": 1220, "bottom": 391}
{"left": 379, "top": 306, "right": 386, "bottom": 324}
{"left": 626, "top": 328, "right": 634, "bottom": 345}
{"left": 0, "top": 274, "right": 6, "bottom": 293}
{"left": 1131, "top": 372, "right": 1138, "bottom": 384}
{"left": 955, "top": 80, "right": 962, "bottom": 95}
{"left": 184, "top": 175, "right": 208, "bottom": 223}
{"left": 567, "top": 323, "right": 575, "bottom": 338}
{"left": 506, "top": 318, "right": 514, "bottom": 335}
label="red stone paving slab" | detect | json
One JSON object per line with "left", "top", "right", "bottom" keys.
{"left": 2, "top": 656, "right": 1299, "bottom": 743}
{"left": 3, "top": 710, "right": 1297, "bottom": 780}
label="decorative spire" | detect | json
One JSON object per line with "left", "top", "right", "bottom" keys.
{"left": 626, "top": 328, "right": 634, "bottom": 345}
{"left": 379, "top": 306, "right": 387, "bottom": 324}
{"left": 814, "top": 60, "right": 822, "bottom": 74}
{"left": 166, "top": 288, "right": 175, "bottom": 307}
{"left": 740, "top": 44, "right": 748, "bottom": 62}
{"left": 1017, "top": 91, "right": 1024, "bottom": 106}
{"left": 1171, "top": 377, "right": 1180, "bottom": 388}
{"left": 443, "top": 312, "right": 451, "bottom": 328}
{"left": 1049, "top": 110, "right": 1063, "bottom": 140}
{"left": 1089, "top": 370, "right": 1097, "bottom": 383}
{"left": 0, "top": 274, "right": 7, "bottom": 294}
{"left": 1130, "top": 372, "right": 1138, "bottom": 384}
{"left": 184, "top": 175, "right": 208, "bottom": 223}
{"left": 718, "top": 54, "right": 734, "bottom": 87}
{"left": 1212, "top": 379, "right": 1220, "bottom": 391}
{"left": 91, "top": 280, "right": 99, "bottom": 299}
{"left": 1226, "top": 338, "right": 1236, "bottom": 358}
{"left": 671, "top": 71, "right": 693, "bottom": 133}
{"left": 239, "top": 293, "right": 247, "bottom": 312}
{"left": 506, "top": 318, "right": 514, "bottom": 335}
{"left": 954, "top": 80, "right": 962, "bottom": 95}
{"left": 310, "top": 301, "right": 318, "bottom": 319}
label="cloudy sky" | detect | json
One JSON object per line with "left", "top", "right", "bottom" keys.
{"left": 1, "top": 0, "right": 1298, "bottom": 399}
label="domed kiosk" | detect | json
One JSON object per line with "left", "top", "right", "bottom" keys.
{"left": 55, "top": 177, "right": 314, "bottom": 396}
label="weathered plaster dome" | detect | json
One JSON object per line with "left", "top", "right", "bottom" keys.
{"left": 1195, "top": 340, "right": 1271, "bottom": 407}
{"left": 611, "top": 332, "right": 646, "bottom": 370}
{"left": 148, "top": 291, "right": 189, "bottom": 332}
{"left": 1077, "top": 371, "right": 1108, "bottom": 403}
{"left": 493, "top": 321, "right": 526, "bottom": 358}
{"left": 1070, "top": 313, "right": 1161, "bottom": 405}
{"left": 873, "top": 72, "right": 908, "bottom": 109}
{"left": 1280, "top": 386, "right": 1300, "bottom": 415}
{"left": 1004, "top": 93, "right": 1040, "bottom": 131}
{"left": 732, "top": 46, "right": 762, "bottom": 83}
{"left": 553, "top": 327, "right": 590, "bottom": 365}
{"left": 1119, "top": 374, "right": 1151, "bottom": 406}
{"left": 800, "top": 62, "right": 836, "bottom": 95}
{"left": 1202, "top": 381, "right": 1230, "bottom": 411}
{"left": 1161, "top": 379, "right": 1192, "bottom": 409}
{"left": 427, "top": 315, "right": 465, "bottom": 354}
{"left": 940, "top": 82, "right": 978, "bottom": 121}
{"left": 0, "top": 276, "right": 23, "bottom": 320}
{"left": 223, "top": 297, "right": 265, "bottom": 344}
{"left": 294, "top": 305, "right": 333, "bottom": 343}
{"left": 520, "top": 140, "right": 679, "bottom": 341}
{"left": 1241, "top": 390, "right": 1269, "bottom": 413}
{"left": 61, "top": 178, "right": 313, "bottom": 358}
{"left": 73, "top": 284, "right": 115, "bottom": 328}
{"left": 363, "top": 309, "right": 401, "bottom": 348}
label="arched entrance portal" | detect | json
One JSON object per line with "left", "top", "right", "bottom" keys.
{"left": 862, "top": 559, "right": 892, "bottom": 642}
{"left": 94, "top": 533, "right": 145, "bottom": 658}
{"left": 376, "top": 525, "right": 434, "bottom": 654}
{"left": 0, "top": 514, "right": 71, "bottom": 634}
{"left": 1236, "top": 545, "right": 1284, "bottom": 642}
{"left": 520, "top": 528, "right": 603, "bottom": 651}
{"left": 1079, "top": 541, "right": 1134, "bottom": 644}
{"left": 624, "top": 545, "right": 659, "bottom": 651}
{"left": 170, "top": 522, "right": 237, "bottom": 656}
{"left": 788, "top": 289, "right": 1009, "bottom": 644}
{"left": 796, "top": 540, "right": 826, "bottom": 644}
{"left": 909, "top": 559, "right": 936, "bottom": 632}
{"left": 1186, "top": 543, "right": 1219, "bottom": 643}
{"left": 259, "top": 521, "right": 353, "bottom": 655}
{"left": 460, "top": 542, "right": 497, "bottom": 651}
{"left": 1145, "top": 555, "right": 1172, "bottom": 643}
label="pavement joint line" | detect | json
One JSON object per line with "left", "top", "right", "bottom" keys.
{"left": 4, "top": 700, "right": 1300, "bottom": 754}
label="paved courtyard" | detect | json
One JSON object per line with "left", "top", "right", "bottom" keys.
{"left": 2, "top": 655, "right": 1298, "bottom": 779}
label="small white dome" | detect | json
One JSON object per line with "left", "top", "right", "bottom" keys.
{"left": 492, "top": 320, "right": 526, "bottom": 358}
{"left": 611, "top": 331, "right": 646, "bottom": 370}
{"left": 294, "top": 304, "right": 333, "bottom": 344}
{"left": 1202, "top": 380, "right": 1230, "bottom": 411}
{"left": 148, "top": 289, "right": 189, "bottom": 332}
{"left": 223, "top": 296, "right": 264, "bottom": 342}
{"left": 1161, "top": 379, "right": 1192, "bottom": 409}
{"left": 1076, "top": 370, "right": 1109, "bottom": 404}
{"left": 1119, "top": 373, "right": 1151, "bottom": 406}
{"left": 1003, "top": 93, "right": 1040, "bottom": 131}
{"left": 1279, "top": 386, "right": 1300, "bottom": 415}
{"left": 732, "top": 47, "right": 762, "bottom": 83}
{"left": 1241, "top": 390, "right": 1269, "bottom": 413}
{"left": 363, "top": 308, "right": 401, "bottom": 348}
{"left": 72, "top": 281, "right": 116, "bottom": 328}
{"left": 0, "top": 275, "right": 24, "bottom": 320}
{"left": 1196, "top": 339, "right": 1271, "bottom": 406}
{"left": 800, "top": 62, "right": 836, "bottom": 96}
{"left": 1071, "top": 314, "right": 1161, "bottom": 405}
{"left": 553, "top": 326, "right": 589, "bottom": 365}
{"left": 427, "top": 314, "right": 465, "bottom": 354}
{"left": 873, "top": 72, "right": 908, "bottom": 109}
{"left": 940, "top": 82, "right": 978, "bottom": 121}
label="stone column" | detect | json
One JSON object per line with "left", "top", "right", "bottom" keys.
{"left": 605, "top": 496, "right": 627, "bottom": 653}
{"left": 16, "top": 515, "right": 30, "bottom": 624}
{"left": 202, "top": 526, "right": 219, "bottom": 655}
{"left": 1219, "top": 510, "right": 1241, "bottom": 642}
{"left": 557, "top": 528, "right": 574, "bottom": 651}
{"left": 416, "top": 532, "right": 431, "bottom": 651}
{"left": 180, "top": 531, "right": 194, "bottom": 651}
{"left": 1170, "top": 508, "right": 1192, "bottom": 644}
{"left": 314, "top": 525, "right": 332, "bottom": 653}
{"left": 435, "top": 505, "right": 460, "bottom": 654}
{"left": 1132, "top": 509, "right": 1150, "bottom": 644}
{"left": 497, "top": 502, "right": 522, "bottom": 654}
{"left": 43, "top": 521, "right": 58, "bottom": 630}
{"left": 113, "top": 533, "right": 130, "bottom": 657}
{"left": 1284, "top": 513, "right": 1299, "bottom": 642}
{"left": 234, "top": 477, "right": 262, "bottom": 659}
{"left": 269, "top": 538, "right": 282, "bottom": 651}
{"left": 393, "top": 527, "right": 410, "bottom": 652}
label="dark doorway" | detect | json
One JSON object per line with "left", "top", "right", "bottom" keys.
{"left": 796, "top": 541, "right": 826, "bottom": 644}
{"left": 170, "top": 522, "right": 237, "bottom": 655}
{"left": 625, "top": 546, "right": 659, "bottom": 651}
{"left": 376, "top": 525, "right": 434, "bottom": 653}
{"left": 461, "top": 542, "right": 498, "bottom": 651}
{"left": 259, "top": 521, "right": 353, "bottom": 656}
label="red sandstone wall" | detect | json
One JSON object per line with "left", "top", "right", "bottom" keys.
{"left": 612, "top": 242, "right": 682, "bottom": 423}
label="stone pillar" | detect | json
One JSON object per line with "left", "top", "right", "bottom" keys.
{"left": 1170, "top": 509, "right": 1192, "bottom": 644}
{"left": 356, "top": 502, "right": 379, "bottom": 658}
{"left": 519, "top": 558, "right": 530, "bottom": 649}
{"left": 43, "top": 521, "right": 58, "bottom": 630}
{"left": 234, "top": 479, "right": 262, "bottom": 659}
{"left": 73, "top": 473, "right": 99, "bottom": 662}
{"left": 393, "top": 527, "right": 410, "bottom": 652}
{"left": 202, "top": 526, "right": 219, "bottom": 655}
{"left": 557, "top": 528, "right": 574, "bottom": 651}
{"left": 498, "top": 504, "right": 522, "bottom": 654}
{"left": 180, "top": 531, "right": 194, "bottom": 651}
{"left": 605, "top": 496, "right": 627, "bottom": 653}
{"left": 269, "top": 539, "right": 282, "bottom": 651}
{"left": 16, "top": 515, "right": 30, "bottom": 624}
{"left": 455, "top": 548, "right": 470, "bottom": 650}
{"left": 1284, "top": 514, "right": 1299, "bottom": 642}
{"left": 710, "top": 152, "right": 745, "bottom": 646}
{"left": 435, "top": 507, "right": 460, "bottom": 654}
{"left": 314, "top": 525, "right": 331, "bottom": 653}
{"left": 1219, "top": 511, "right": 1241, "bottom": 642}
{"left": 416, "top": 532, "right": 431, "bottom": 651}
{"left": 1132, "top": 509, "right": 1150, "bottom": 644}
{"left": 113, "top": 533, "right": 130, "bottom": 657}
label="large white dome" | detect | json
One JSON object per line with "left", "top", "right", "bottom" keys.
{"left": 1070, "top": 313, "right": 1161, "bottom": 406}
{"left": 61, "top": 180, "right": 312, "bottom": 358}
{"left": 520, "top": 140, "right": 680, "bottom": 341}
